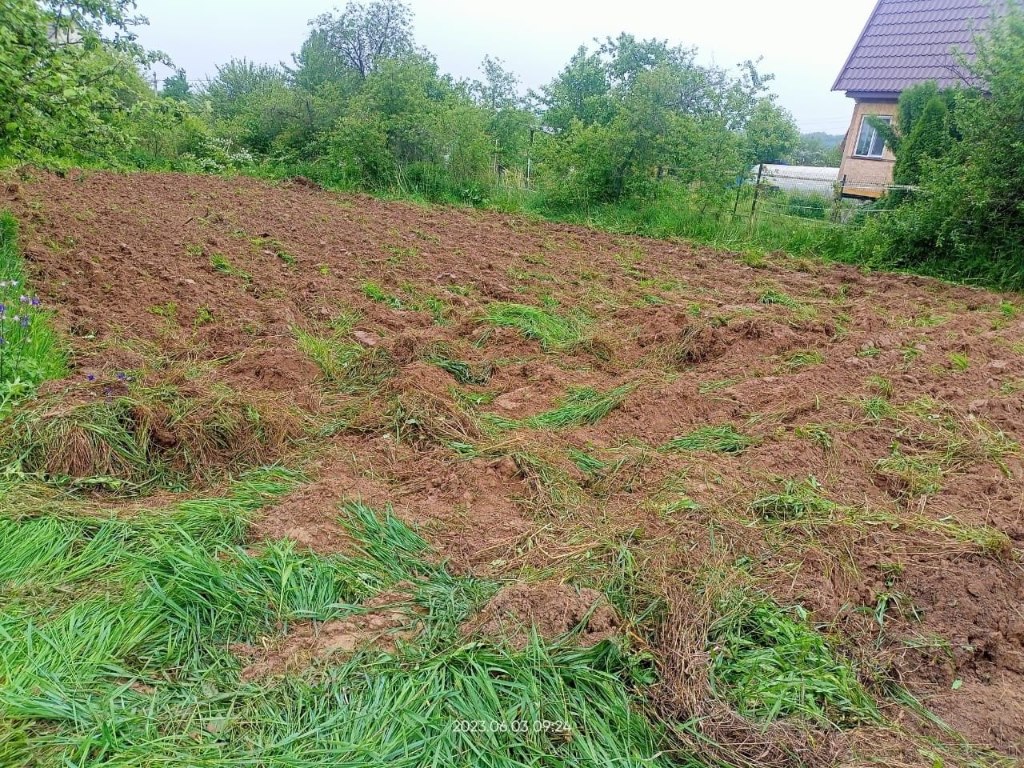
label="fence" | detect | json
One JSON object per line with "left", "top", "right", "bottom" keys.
{"left": 735, "top": 164, "right": 918, "bottom": 227}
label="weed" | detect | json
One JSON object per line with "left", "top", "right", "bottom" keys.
{"left": 663, "top": 425, "right": 758, "bottom": 454}
{"left": 698, "top": 378, "right": 739, "bottom": 394}
{"left": 795, "top": 423, "right": 834, "bottom": 452}
{"left": 362, "top": 281, "right": 404, "bottom": 309}
{"left": 784, "top": 349, "right": 824, "bottom": 370}
{"left": 662, "top": 497, "right": 701, "bottom": 515}
{"left": 568, "top": 448, "right": 606, "bottom": 475}
{"left": 708, "top": 594, "right": 879, "bottom": 727}
{"left": 427, "top": 355, "right": 492, "bottom": 386}
{"left": 866, "top": 374, "right": 894, "bottom": 398}
{"left": 757, "top": 288, "right": 799, "bottom": 308}
{"left": 194, "top": 306, "right": 215, "bottom": 326}
{"left": 875, "top": 445, "right": 944, "bottom": 498}
{"left": 210, "top": 253, "right": 251, "bottom": 282}
{"left": 750, "top": 477, "right": 836, "bottom": 522}
{"left": 0, "top": 212, "right": 66, "bottom": 410}
{"left": 948, "top": 351, "right": 970, "bottom": 372}
{"left": 861, "top": 396, "right": 896, "bottom": 421}
{"left": 295, "top": 327, "right": 395, "bottom": 393}
{"left": 0, "top": 383, "right": 296, "bottom": 494}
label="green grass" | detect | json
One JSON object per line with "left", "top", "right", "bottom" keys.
{"left": 427, "top": 354, "right": 493, "bottom": 386}
{"left": 757, "top": 288, "right": 800, "bottom": 308}
{"left": 0, "top": 382, "right": 291, "bottom": 494}
{"left": 362, "top": 280, "right": 404, "bottom": 309}
{"left": 0, "top": 211, "right": 67, "bottom": 414}
{"left": 750, "top": 477, "right": 837, "bottom": 522}
{"left": 483, "top": 302, "right": 589, "bottom": 351}
{"left": 295, "top": 327, "right": 395, "bottom": 393}
{"left": 0, "top": 470, "right": 687, "bottom": 768}
{"left": 209, "top": 252, "right": 251, "bottom": 281}
{"left": 662, "top": 425, "right": 758, "bottom": 454}
{"left": 490, "top": 384, "right": 636, "bottom": 431}
{"left": 784, "top": 349, "right": 824, "bottom": 370}
{"left": 708, "top": 593, "right": 879, "bottom": 728}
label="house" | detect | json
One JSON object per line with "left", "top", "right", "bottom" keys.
{"left": 832, "top": 0, "right": 1008, "bottom": 199}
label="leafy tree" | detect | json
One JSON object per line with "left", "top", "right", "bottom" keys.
{"left": 744, "top": 100, "right": 799, "bottom": 164}
{"left": 791, "top": 133, "right": 842, "bottom": 167}
{"left": 0, "top": 0, "right": 164, "bottom": 160}
{"left": 325, "top": 55, "right": 491, "bottom": 198}
{"left": 863, "top": 8, "right": 1024, "bottom": 289}
{"left": 870, "top": 82, "right": 959, "bottom": 185}
{"left": 534, "top": 47, "right": 614, "bottom": 133}
{"left": 471, "top": 56, "right": 531, "bottom": 174}
{"left": 162, "top": 69, "right": 191, "bottom": 101}
{"left": 533, "top": 35, "right": 772, "bottom": 206}
{"left": 472, "top": 56, "right": 520, "bottom": 111}
{"left": 310, "top": 0, "right": 415, "bottom": 80}
{"left": 289, "top": 28, "right": 360, "bottom": 95}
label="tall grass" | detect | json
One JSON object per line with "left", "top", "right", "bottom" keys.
{"left": 526, "top": 183, "right": 859, "bottom": 264}
{"left": 0, "top": 474, "right": 687, "bottom": 767}
{"left": 0, "top": 211, "right": 66, "bottom": 414}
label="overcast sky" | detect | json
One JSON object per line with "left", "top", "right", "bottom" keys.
{"left": 134, "top": 0, "right": 877, "bottom": 134}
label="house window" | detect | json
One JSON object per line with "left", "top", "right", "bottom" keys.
{"left": 854, "top": 115, "right": 891, "bottom": 158}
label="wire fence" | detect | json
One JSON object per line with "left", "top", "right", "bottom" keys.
{"left": 739, "top": 164, "right": 918, "bottom": 227}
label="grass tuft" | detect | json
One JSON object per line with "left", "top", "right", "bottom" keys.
{"left": 483, "top": 302, "right": 589, "bottom": 351}
{"left": 490, "top": 384, "right": 636, "bottom": 431}
{"left": 709, "top": 594, "right": 879, "bottom": 728}
{"left": 663, "top": 425, "right": 758, "bottom": 454}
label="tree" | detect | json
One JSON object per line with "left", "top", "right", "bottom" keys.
{"left": 864, "top": 8, "right": 1024, "bottom": 289}
{"left": 744, "top": 100, "right": 799, "bottom": 164}
{"left": 162, "top": 69, "right": 191, "bottom": 101}
{"left": 533, "top": 35, "right": 774, "bottom": 206}
{"left": 0, "top": 0, "right": 164, "bottom": 159}
{"left": 472, "top": 56, "right": 520, "bottom": 111}
{"left": 310, "top": 1, "right": 415, "bottom": 80}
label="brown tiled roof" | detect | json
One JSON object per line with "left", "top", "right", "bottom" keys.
{"left": 833, "top": 0, "right": 1011, "bottom": 94}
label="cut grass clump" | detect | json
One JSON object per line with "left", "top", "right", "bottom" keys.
{"left": 783, "top": 349, "right": 824, "bottom": 370}
{"left": 0, "top": 382, "right": 296, "bottom": 494}
{"left": 0, "top": 211, "right": 67, "bottom": 414}
{"left": 709, "top": 594, "right": 879, "bottom": 728}
{"left": 484, "top": 302, "right": 589, "bottom": 351}
{"left": 295, "top": 327, "right": 396, "bottom": 393}
{"left": 427, "top": 354, "right": 493, "bottom": 386}
{"left": 757, "top": 288, "right": 799, "bottom": 308}
{"left": 750, "top": 477, "right": 836, "bottom": 522}
{"left": 490, "top": 384, "right": 636, "bottom": 431}
{"left": 663, "top": 425, "right": 758, "bottom": 454}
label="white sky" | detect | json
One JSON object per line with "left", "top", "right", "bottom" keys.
{"left": 134, "top": 0, "right": 877, "bottom": 133}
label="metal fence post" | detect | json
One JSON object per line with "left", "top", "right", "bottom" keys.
{"left": 749, "top": 164, "right": 764, "bottom": 223}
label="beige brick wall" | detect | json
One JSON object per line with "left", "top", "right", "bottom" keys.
{"left": 839, "top": 99, "right": 898, "bottom": 198}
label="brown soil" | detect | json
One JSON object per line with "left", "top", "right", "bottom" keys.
{"left": 462, "top": 583, "right": 619, "bottom": 650}
{"left": 5, "top": 169, "right": 1024, "bottom": 762}
{"left": 232, "top": 591, "right": 416, "bottom": 680}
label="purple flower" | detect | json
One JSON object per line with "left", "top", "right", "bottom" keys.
{"left": 86, "top": 374, "right": 96, "bottom": 382}
{"left": 20, "top": 316, "right": 29, "bottom": 328}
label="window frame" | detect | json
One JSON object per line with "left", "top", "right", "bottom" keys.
{"left": 853, "top": 114, "right": 892, "bottom": 159}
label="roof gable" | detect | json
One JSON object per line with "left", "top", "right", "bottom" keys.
{"left": 833, "top": 0, "right": 1010, "bottom": 94}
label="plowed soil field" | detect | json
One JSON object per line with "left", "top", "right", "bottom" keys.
{"left": 3, "top": 170, "right": 1022, "bottom": 766}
